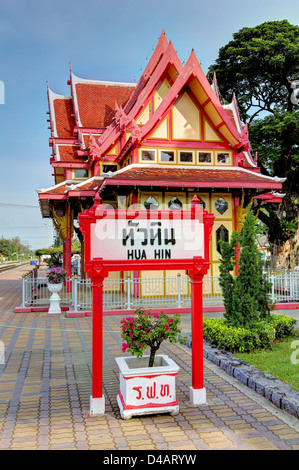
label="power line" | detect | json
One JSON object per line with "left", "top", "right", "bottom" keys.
{"left": 0, "top": 226, "right": 50, "bottom": 229}
{"left": 0, "top": 203, "right": 39, "bottom": 208}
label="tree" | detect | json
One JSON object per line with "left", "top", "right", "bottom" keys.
{"left": 219, "top": 210, "right": 272, "bottom": 327}
{"left": 231, "top": 210, "right": 272, "bottom": 327}
{"left": 0, "top": 236, "right": 30, "bottom": 260}
{"left": 218, "top": 231, "right": 239, "bottom": 320}
{"left": 35, "top": 247, "right": 63, "bottom": 267}
{"left": 208, "top": 20, "right": 299, "bottom": 268}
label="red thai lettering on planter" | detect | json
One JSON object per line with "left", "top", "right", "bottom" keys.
{"left": 160, "top": 384, "right": 170, "bottom": 397}
{"left": 146, "top": 382, "right": 156, "bottom": 399}
{"left": 132, "top": 386, "right": 142, "bottom": 400}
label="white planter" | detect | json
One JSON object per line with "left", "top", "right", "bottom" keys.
{"left": 115, "top": 354, "right": 180, "bottom": 420}
{"left": 47, "top": 282, "right": 63, "bottom": 314}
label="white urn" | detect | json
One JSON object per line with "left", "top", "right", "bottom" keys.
{"left": 47, "top": 282, "right": 63, "bottom": 314}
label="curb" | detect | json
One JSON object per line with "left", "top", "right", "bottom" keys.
{"left": 181, "top": 334, "right": 299, "bottom": 420}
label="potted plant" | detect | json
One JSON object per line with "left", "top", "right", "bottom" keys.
{"left": 46, "top": 267, "right": 66, "bottom": 314}
{"left": 115, "top": 309, "right": 185, "bottom": 419}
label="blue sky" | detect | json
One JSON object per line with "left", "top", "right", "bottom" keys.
{"left": 0, "top": 0, "right": 299, "bottom": 250}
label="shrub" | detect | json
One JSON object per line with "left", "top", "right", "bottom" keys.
{"left": 202, "top": 314, "right": 296, "bottom": 353}
{"left": 120, "top": 309, "right": 185, "bottom": 367}
{"left": 269, "top": 314, "right": 297, "bottom": 339}
{"left": 202, "top": 318, "right": 261, "bottom": 352}
{"left": 46, "top": 267, "right": 66, "bottom": 284}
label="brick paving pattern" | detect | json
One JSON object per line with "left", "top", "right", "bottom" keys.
{"left": 0, "top": 265, "right": 298, "bottom": 450}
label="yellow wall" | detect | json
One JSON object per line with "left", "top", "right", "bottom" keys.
{"left": 138, "top": 190, "right": 234, "bottom": 279}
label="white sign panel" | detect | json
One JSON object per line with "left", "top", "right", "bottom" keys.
{"left": 90, "top": 218, "right": 204, "bottom": 261}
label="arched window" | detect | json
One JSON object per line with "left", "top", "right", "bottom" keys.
{"left": 216, "top": 224, "right": 229, "bottom": 254}
{"left": 168, "top": 197, "right": 183, "bottom": 210}
{"left": 144, "top": 196, "right": 159, "bottom": 210}
{"left": 215, "top": 197, "right": 228, "bottom": 215}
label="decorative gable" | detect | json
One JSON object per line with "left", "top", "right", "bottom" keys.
{"left": 148, "top": 116, "right": 169, "bottom": 140}
{"left": 203, "top": 117, "right": 223, "bottom": 142}
{"left": 136, "top": 103, "right": 151, "bottom": 125}
{"left": 172, "top": 92, "right": 201, "bottom": 141}
{"left": 153, "top": 77, "right": 171, "bottom": 112}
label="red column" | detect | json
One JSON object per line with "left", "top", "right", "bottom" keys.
{"left": 65, "top": 203, "right": 72, "bottom": 292}
{"left": 63, "top": 240, "right": 66, "bottom": 271}
{"left": 89, "top": 273, "right": 106, "bottom": 415}
{"left": 92, "top": 276, "right": 104, "bottom": 399}
{"left": 190, "top": 273, "right": 204, "bottom": 391}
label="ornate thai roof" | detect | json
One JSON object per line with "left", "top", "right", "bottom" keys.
{"left": 39, "top": 29, "right": 285, "bottom": 217}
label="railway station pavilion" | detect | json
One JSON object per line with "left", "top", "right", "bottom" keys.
{"left": 37, "top": 30, "right": 285, "bottom": 296}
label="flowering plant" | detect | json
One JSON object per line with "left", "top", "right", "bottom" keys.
{"left": 46, "top": 267, "right": 66, "bottom": 284}
{"left": 120, "top": 308, "right": 186, "bottom": 367}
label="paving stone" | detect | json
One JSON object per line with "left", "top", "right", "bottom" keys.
{"left": 0, "top": 268, "right": 299, "bottom": 451}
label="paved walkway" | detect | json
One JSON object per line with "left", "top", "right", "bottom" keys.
{"left": 0, "top": 265, "right": 298, "bottom": 450}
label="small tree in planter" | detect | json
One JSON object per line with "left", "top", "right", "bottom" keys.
{"left": 120, "top": 309, "right": 184, "bottom": 367}
{"left": 116, "top": 309, "right": 186, "bottom": 419}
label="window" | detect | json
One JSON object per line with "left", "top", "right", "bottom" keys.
{"left": 197, "top": 197, "right": 206, "bottom": 209}
{"left": 102, "top": 164, "right": 118, "bottom": 174}
{"left": 198, "top": 152, "right": 212, "bottom": 164}
{"left": 144, "top": 196, "right": 159, "bottom": 210}
{"left": 216, "top": 224, "right": 229, "bottom": 254}
{"left": 160, "top": 150, "right": 175, "bottom": 163}
{"left": 73, "top": 169, "right": 89, "bottom": 179}
{"left": 179, "top": 151, "right": 194, "bottom": 163}
{"left": 216, "top": 152, "right": 230, "bottom": 165}
{"left": 168, "top": 197, "right": 183, "bottom": 210}
{"left": 215, "top": 197, "right": 228, "bottom": 215}
{"left": 141, "top": 149, "right": 156, "bottom": 162}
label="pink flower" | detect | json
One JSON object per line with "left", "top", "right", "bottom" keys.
{"left": 168, "top": 319, "right": 174, "bottom": 323}
{"left": 153, "top": 313, "right": 160, "bottom": 318}
{"left": 164, "top": 325, "right": 170, "bottom": 331}
{"left": 122, "top": 343, "right": 128, "bottom": 353}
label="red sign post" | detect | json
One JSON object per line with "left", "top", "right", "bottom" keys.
{"left": 78, "top": 194, "right": 214, "bottom": 415}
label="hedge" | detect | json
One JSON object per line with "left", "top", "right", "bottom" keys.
{"left": 202, "top": 314, "right": 297, "bottom": 353}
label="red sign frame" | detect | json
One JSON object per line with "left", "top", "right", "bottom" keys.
{"left": 78, "top": 194, "right": 214, "bottom": 414}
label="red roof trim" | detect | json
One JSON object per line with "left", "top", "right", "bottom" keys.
{"left": 103, "top": 178, "right": 281, "bottom": 190}
{"left": 123, "top": 30, "right": 169, "bottom": 115}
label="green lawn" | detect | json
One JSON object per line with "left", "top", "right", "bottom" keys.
{"left": 234, "top": 329, "right": 299, "bottom": 392}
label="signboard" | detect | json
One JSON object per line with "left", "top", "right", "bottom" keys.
{"left": 90, "top": 217, "right": 204, "bottom": 261}
{"left": 78, "top": 194, "right": 214, "bottom": 415}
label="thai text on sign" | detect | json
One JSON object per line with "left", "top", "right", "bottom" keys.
{"left": 90, "top": 216, "right": 204, "bottom": 261}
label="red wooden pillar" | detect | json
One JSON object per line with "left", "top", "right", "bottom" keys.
{"left": 80, "top": 238, "right": 86, "bottom": 279}
{"left": 65, "top": 202, "right": 72, "bottom": 292}
{"left": 90, "top": 273, "right": 106, "bottom": 414}
{"left": 63, "top": 240, "right": 66, "bottom": 271}
{"left": 189, "top": 271, "right": 206, "bottom": 405}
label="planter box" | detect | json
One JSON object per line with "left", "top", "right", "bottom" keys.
{"left": 115, "top": 354, "right": 180, "bottom": 420}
